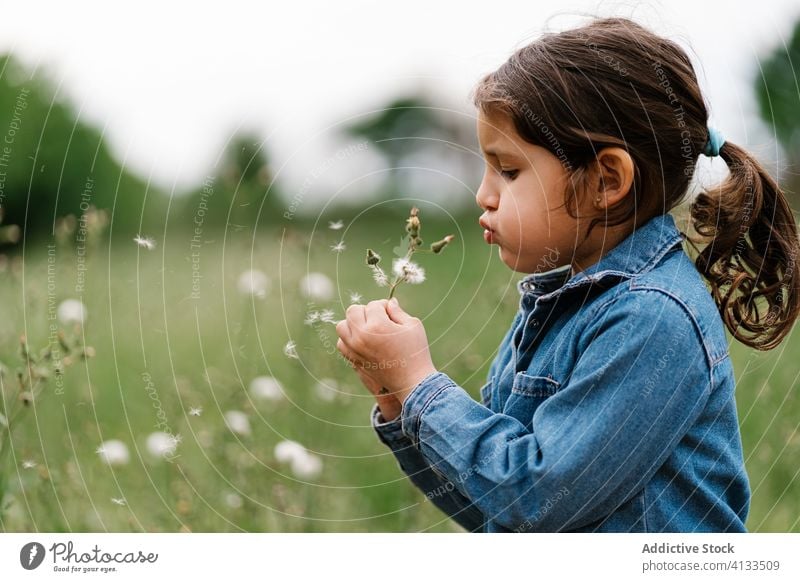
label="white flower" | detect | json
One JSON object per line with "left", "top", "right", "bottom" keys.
{"left": 57, "top": 299, "right": 87, "bottom": 326}
{"left": 224, "top": 491, "right": 243, "bottom": 509}
{"left": 304, "top": 311, "right": 320, "bottom": 326}
{"left": 349, "top": 291, "right": 363, "bottom": 304}
{"left": 328, "top": 220, "right": 344, "bottom": 230}
{"left": 96, "top": 440, "right": 130, "bottom": 466}
{"left": 291, "top": 452, "right": 323, "bottom": 479}
{"left": 237, "top": 269, "right": 270, "bottom": 299}
{"left": 189, "top": 406, "right": 203, "bottom": 417}
{"left": 22, "top": 459, "right": 37, "bottom": 469}
{"left": 249, "top": 376, "right": 284, "bottom": 401}
{"left": 330, "top": 240, "right": 346, "bottom": 253}
{"left": 146, "top": 431, "right": 180, "bottom": 458}
{"left": 300, "top": 272, "right": 334, "bottom": 301}
{"left": 314, "top": 377, "right": 338, "bottom": 402}
{"left": 318, "top": 309, "right": 336, "bottom": 324}
{"left": 392, "top": 258, "right": 426, "bottom": 284}
{"left": 133, "top": 234, "right": 156, "bottom": 250}
{"left": 283, "top": 340, "right": 299, "bottom": 359}
{"left": 274, "top": 440, "right": 307, "bottom": 464}
{"left": 224, "top": 410, "right": 251, "bottom": 436}
{"left": 273, "top": 440, "right": 323, "bottom": 479}
{"left": 111, "top": 497, "right": 127, "bottom": 506}
{"left": 371, "top": 266, "right": 389, "bottom": 287}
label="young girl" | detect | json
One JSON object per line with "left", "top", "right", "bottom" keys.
{"left": 335, "top": 17, "right": 800, "bottom": 532}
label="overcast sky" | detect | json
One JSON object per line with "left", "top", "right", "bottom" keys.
{"left": 1, "top": 0, "right": 798, "bottom": 208}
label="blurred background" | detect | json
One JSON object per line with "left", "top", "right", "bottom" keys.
{"left": 0, "top": 0, "right": 799, "bottom": 532}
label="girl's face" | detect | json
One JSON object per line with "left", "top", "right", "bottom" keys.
{"left": 475, "top": 108, "right": 596, "bottom": 276}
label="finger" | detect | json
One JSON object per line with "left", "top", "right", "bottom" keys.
{"left": 365, "top": 299, "right": 390, "bottom": 326}
{"left": 386, "top": 297, "right": 415, "bottom": 325}
{"left": 335, "top": 318, "right": 351, "bottom": 341}
{"left": 336, "top": 337, "right": 363, "bottom": 367}
{"left": 345, "top": 303, "right": 367, "bottom": 327}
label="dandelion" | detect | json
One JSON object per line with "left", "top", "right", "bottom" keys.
{"left": 328, "top": 220, "right": 344, "bottom": 230}
{"left": 188, "top": 406, "right": 203, "bottom": 417}
{"left": 146, "top": 431, "right": 180, "bottom": 458}
{"left": 249, "top": 376, "right": 284, "bottom": 401}
{"left": 363, "top": 207, "right": 453, "bottom": 299}
{"left": 224, "top": 410, "right": 251, "bottom": 436}
{"left": 349, "top": 291, "right": 362, "bottom": 304}
{"left": 224, "top": 491, "right": 243, "bottom": 509}
{"left": 273, "top": 440, "right": 324, "bottom": 480}
{"left": 237, "top": 269, "right": 270, "bottom": 299}
{"left": 392, "top": 258, "right": 426, "bottom": 284}
{"left": 22, "top": 459, "right": 37, "bottom": 469}
{"left": 111, "top": 497, "right": 127, "bottom": 506}
{"left": 330, "top": 240, "right": 346, "bottom": 253}
{"left": 300, "top": 272, "right": 334, "bottom": 301}
{"left": 57, "top": 299, "right": 87, "bottom": 326}
{"left": 314, "top": 377, "right": 339, "bottom": 402}
{"left": 283, "top": 340, "right": 299, "bottom": 359}
{"left": 96, "top": 440, "right": 130, "bottom": 466}
{"left": 304, "top": 311, "right": 320, "bottom": 326}
{"left": 318, "top": 309, "right": 336, "bottom": 324}
{"left": 133, "top": 234, "right": 156, "bottom": 250}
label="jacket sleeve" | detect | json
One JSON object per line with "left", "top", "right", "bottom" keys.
{"left": 370, "top": 401, "right": 485, "bottom": 532}
{"left": 398, "top": 290, "right": 713, "bottom": 532}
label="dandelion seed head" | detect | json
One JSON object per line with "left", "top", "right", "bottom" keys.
{"left": 249, "top": 376, "right": 284, "bottom": 401}
{"left": 283, "top": 340, "right": 299, "bottom": 359}
{"left": 314, "top": 377, "right": 339, "bottom": 402}
{"left": 96, "top": 440, "right": 130, "bottom": 466}
{"left": 224, "top": 491, "right": 243, "bottom": 509}
{"left": 328, "top": 220, "right": 344, "bottom": 230}
{"left": 224, "top": 410, "right": 251, "bottom": 436}
{"left": 57, "top": 299, "right": 87, "bottom": 326}
{"left": 371, "top": 266, "right": 389, "bottom": 287}
{"left": 300, "top": 272, "right": 334, "bottom": 301}
{"left": 392, "top": 258, "right": 425, "bottom": 284}
{"left": 237, "top": 269, "right": 270, "bottom": 299}
{"left": 146, "top": 431, "right": 180, "bottom": 459}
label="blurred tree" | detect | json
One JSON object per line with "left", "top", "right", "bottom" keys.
{"left": 178, "top": 132, "right": 282, "bottom": 234}
{"left": 755, "top": 19, "right": 800, "bottom": 203}
{"left": 0, "top": 54, "right": 162, "bottom": 245}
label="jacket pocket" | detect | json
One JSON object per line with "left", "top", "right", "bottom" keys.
{"left": 502, "top": 372, "right": 560, "bottom": 430}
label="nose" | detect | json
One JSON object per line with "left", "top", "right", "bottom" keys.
{"left": 475, "top": 174, "right": 498, "bottom": 212}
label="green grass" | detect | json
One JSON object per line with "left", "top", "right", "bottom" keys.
{"left": 0, "top": 215, "right": 797, "bottom": 532}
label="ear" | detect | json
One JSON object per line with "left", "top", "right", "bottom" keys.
{"left": 591, "top": 147, "right": 634, "bottom": 208}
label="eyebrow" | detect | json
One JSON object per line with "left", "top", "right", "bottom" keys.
{"left": 481, "top": 148, "right": 521, "bottom": 160}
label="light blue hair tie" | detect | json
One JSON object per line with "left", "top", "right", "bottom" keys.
{"left": 703, "top": 126, "right": 725, "bottom": 157}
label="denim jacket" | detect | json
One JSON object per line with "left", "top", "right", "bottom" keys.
{"left": 371, "top": 212, "right": 751, "bottom": 532}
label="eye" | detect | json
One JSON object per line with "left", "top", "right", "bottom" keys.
{"left": 500, "top": 169, "right": 519, "bottom": 180}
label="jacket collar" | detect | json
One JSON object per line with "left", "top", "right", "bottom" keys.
{"left": 517, "top": 212, "right": 686, "bottom": 301}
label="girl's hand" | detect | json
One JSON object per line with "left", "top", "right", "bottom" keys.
{"left": 336, "top": 298, "right": 437, "bottom": 405}
{"left": 352, "top": 365, "right": 402, "bottom": 422}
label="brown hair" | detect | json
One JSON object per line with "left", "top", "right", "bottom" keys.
{"left": 470, "top": 16, "right": 799, "bottom": 350}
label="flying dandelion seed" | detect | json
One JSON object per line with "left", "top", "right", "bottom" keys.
{"left": 304, "top": 311, "right": 320, "bottom": 326}
{"left": 348, "top": 291, "right": 362, "bottom": 304}
{"left": 96, "top": 440, "right": 130, "bottom": 466}
{"left": 111, "top": 498, "right": 127, "bottom": 506}
{"left": 189, "top": 406, "right": 203, "bottom": 417}
{"left": 328, "top": 220, "right": 344, "bottom": 230}
{"left": 249, "top": 376, "right": 284, "bottom": 401}
{"left": 318, "top": 309, "right": 336, "bottom": 324}
{"left": 283, "top": 340, "right": 299, "bottom": 359}
{"left": 330, "top": 240, "right": 347, "bottom": 253}
{"left": 133, "top": 234, "right": 156, "bottom": 250}
{"left": 21, "top": 460, "right": 37, "bottom": 469}
{"left": 371, "top": 266, "right": 389, "bottom": 287}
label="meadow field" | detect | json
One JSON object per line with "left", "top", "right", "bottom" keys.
{"left": 1, "top": 211, "right": 798, "bottom": 532}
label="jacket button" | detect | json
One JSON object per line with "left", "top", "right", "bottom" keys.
{"left": 530, "top": 319, "right": 539, "bottom": 327}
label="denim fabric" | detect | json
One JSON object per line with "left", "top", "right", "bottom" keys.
{"left": 371, "top": 212, "right": 750, "bottom": 532}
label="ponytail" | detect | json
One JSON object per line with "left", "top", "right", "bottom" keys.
{"left": 689, "top": 141, "right": 800, "bottom": 350}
